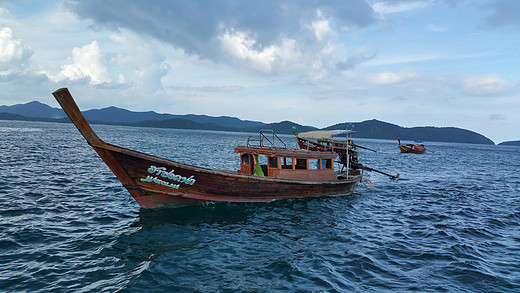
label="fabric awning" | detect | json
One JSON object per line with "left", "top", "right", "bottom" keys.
{"left": 296, "top": 130, "right": 353, "bottom": 139}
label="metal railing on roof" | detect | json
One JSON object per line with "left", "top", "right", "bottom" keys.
{"left": 246, "top": 129, "right": 287, "bottom": 149}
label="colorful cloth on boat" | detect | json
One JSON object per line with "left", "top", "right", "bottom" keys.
{"left": 253, "top": 154, "right": 264, "bottom": 176}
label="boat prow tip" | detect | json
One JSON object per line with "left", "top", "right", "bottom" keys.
{"left": 52, "top": 87, "right": 105, "bottom": 146}
{"left": 53, "top": 87, "right": 68, "bottom": 93}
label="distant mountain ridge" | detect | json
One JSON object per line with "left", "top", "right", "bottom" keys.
{"left": 0, "top": 101, "right": 65, "bottom": 119}
{"left": 0, "top": 101, "right": 264, "bottom": 129}
{"left": 498, "top": 140, "right": 520, "bottom": 146}
{"left": 82, "top": 107, "right": 265, "bottom": 128}
{"left": 1, "top": 100, "right": 499, "bottom": 145}
{"left": 326, "top": 120, "right": 494, "bottom": 145}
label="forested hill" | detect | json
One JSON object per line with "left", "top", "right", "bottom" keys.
{"left": 326, "top": 119, "right": 494, "bottom": 145}
{"left": 1, "top": 101, "right": 497, "bottom": 144}
{"left": 498, "top": 140, "right": 520, "bottom": 146}
{"left": 0, "top": 101, "right": 264, "bottom": 128}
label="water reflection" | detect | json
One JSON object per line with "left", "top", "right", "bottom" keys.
{"left": 134, "top": 203, "right": 260, "bottom": 228}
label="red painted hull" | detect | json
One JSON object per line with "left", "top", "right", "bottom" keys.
{"left": 398, "top": 144, "right": 426, "bottom": 154}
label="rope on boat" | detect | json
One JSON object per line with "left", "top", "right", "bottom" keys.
{"left": 36, "top": 168, "right": 110, "bottom": 202}
{"left": 362, "top": 179, "right": 372, "bottom": 190}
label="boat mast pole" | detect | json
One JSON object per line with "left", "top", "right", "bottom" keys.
{"left": 346, "top": 133, "right": 350, "bottom": 179}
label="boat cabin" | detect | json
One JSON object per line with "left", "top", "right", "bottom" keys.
{"left": 234, "top": 130, "right": 338, "bottom": 181}
{"left": 235, "top": 146, "right": 337, "bottom": 181}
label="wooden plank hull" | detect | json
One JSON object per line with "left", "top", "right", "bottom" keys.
{"left": 53, "top": 88, "right": 361, "bottom": 208}
{"left": 94, "top": 143, "right": 361, "bottom": 208}
{"left": 296, "top": 136, "right": 325, "bottom": 152}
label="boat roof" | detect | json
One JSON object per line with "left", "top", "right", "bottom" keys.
{"left": 235, "top": 146, "right": 337, "bottom": 159}
{"left": 296, "top": 130, "right": 354, "bottom": 139}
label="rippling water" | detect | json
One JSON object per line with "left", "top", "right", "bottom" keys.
{"left": 1, "top": 120, "right": 519, "bottom": 292}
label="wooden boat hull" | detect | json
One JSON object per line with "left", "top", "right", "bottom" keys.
{"left": 296, "top": 136, "right": 330, "bottom": 152}
{"left": 92, "top": 142, "right": 360, "bottom": 208}
{"left": 398, "top": 144, "right": 426, "bottom": 154}
{"left": 53, "top": 88, "right": 361, "bottom": 208}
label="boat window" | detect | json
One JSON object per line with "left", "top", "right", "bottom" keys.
{"left": 325, "top": 159, "right": 332, "bottom": 169}
{"left": 281, "top": 157, "right": 293, "bottom": 169}
{"left": 256, "top": 154, "right": 267, "bottom": 166}
{"left": 309, "top": 159, "right": 319, "bottom": 170}
{"left": 242, "top": 154, "right": 250, "bottom": 165}
{"left": 296, "top": 158, "right": 307, "bottom": 170}
{"left": 268, "top": 157, "right": 278, "bottom": 168}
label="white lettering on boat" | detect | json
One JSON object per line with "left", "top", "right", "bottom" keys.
{"left": 139, "top": 165, "right": 196, "bottom": 189}
{"left": 140, "top": 175, "right": 180, "bottom": 189}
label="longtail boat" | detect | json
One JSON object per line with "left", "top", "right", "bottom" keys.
{"left": 294, "top": 129, "right": 358, "bottom": 168}
{"left": 53, "top": 88, "right": 362, "bottom": 208}
{"left": 295, "top": 129, "right": 400, "bottom": 179}
{"left": 398, "top": 138, "right": 426, "bottom": 154}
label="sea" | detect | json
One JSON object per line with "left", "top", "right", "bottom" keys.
{"left": 1, "top": 120, "right": 519, "bottom": 292}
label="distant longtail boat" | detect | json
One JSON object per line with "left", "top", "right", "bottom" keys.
{"left": 398, "top": 138, "right": 426, "bottom": 154}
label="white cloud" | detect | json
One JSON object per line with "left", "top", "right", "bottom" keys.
{"left": 55, "top": 41, "right": 110, "bottom": 84}
{"left": 367, "top": 54, "right": 440, "bottom": 67}
{"left": 110, "top": 30, "right": 171, "bottom": 92}
{"left": 216, "top": 8, "right": 362, "bottom": 81}
{"left": 429, "top": 23, "right": 448, "bottom": 32}
{"left": 312, "top": 10, "right": 332, "bottom": 41}
{"left": 0, "top": 27, "right": 32, "bottom": 69}
{"left": 367, "top": 69, "right": 418, "bottom": 85}
{"left": 372, "top": 1, "right": 431, "bottom": 15}
{"left": 458, "top": 75, "right": 517, "bottom": 96}
{"left": 218, "top": 28, "right": 298, "bottom": 74}
{"left": 66, "top": 1, "right": 376, "bottom": 61}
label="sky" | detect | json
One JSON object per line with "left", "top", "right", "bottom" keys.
{"left": 0, "top": 0, "right": 519, "bottom": 143}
